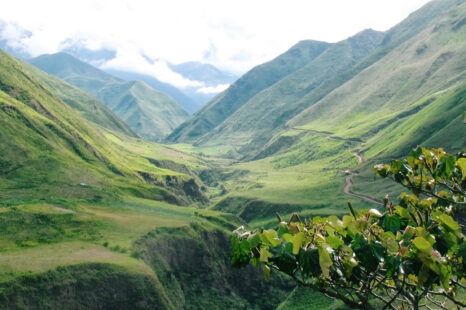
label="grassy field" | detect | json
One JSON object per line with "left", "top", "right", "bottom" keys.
{"left": 0, "top": 196, "right": 244, "bottom": 280}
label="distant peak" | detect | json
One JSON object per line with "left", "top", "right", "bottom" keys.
{"left": 351, "top": 28, "right": 385, "bottom": 38}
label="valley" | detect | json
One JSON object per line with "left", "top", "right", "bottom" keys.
{"left": 0, "top": 0, "right": 465, "bottom": 309}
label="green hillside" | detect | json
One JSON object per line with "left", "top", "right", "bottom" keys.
{"left": 1, "top": 0, "right": 465, "bottom": 309}
{"left": 195, "top": 29, "right": 385, "bottom": 155}
{"left": 30, "top": 53, "right": 189, "bottom": 141}
{"left": 0, "top": 50, "right": 206, "bottom": 206}
{"left": 170, "top": 0, "right": 466, "bottom": 228}
{"left": 0, "top": 49, "right": 296, "bottom": 309}
{"left": 165, "top": 39, "right": 331, "bottom": 142}
{"left": 23, "top": 62, "right": 137, "bottom": 137}
{"left": 169, "top": 0, "right": 463, "bottom": 159}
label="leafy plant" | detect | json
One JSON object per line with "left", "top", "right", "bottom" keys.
{"left": 231, "top": 148, "right": 465, "bottom": 310}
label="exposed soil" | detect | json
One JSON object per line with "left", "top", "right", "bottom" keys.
{"left": 343, "top": 152, "right": 383, "bottom": 206}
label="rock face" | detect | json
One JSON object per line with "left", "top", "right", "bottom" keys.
{"left": 133, "top": 223, "right": 295, "bottom": 310}
{"left": 0, "top": 263, "right": 174, "bottom": 310}
{"left": 137, "top": 171, "right": 208, "bottom": 205}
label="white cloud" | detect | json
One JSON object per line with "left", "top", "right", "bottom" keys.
{"left": 100, "top": 48, "right": 204, "bottom": 89}
{"left": 196, "top": 84, "right": 230, "bottom": 94}
{"left": 0, "top": 0, "right": 431, "bottom": 74}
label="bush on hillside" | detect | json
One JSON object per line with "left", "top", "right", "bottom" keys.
{"left": 231, "top": 147, "right": 465, "bottom": 310}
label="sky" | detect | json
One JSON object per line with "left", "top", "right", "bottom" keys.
{"left": 0, "top": 0, "right": 430, "bottom": 89}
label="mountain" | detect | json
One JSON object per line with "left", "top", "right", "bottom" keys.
{"left": 0, "top": 49, "right": 205, "bottom": 205}
{"left": 61, "top": 41, "right": 116, "bottom": 67}
{"left": 165, "top": 39, "right": 331, "bottom": 143}
{"left": 106, "top": 61, "right": 238, "bottom": 114}
{"left": 29, "top": 52, "right": 189, "bottom": 141}
{"left": 0, "top": 49, "right": 298, "bottom": 309}
{"left": 167, "top": 0, "right": 465, "bottom": 159}
{"left": 287, "top": 0, "right": 466, "bottom": 150}
{"left": 104, "top": 68, "right": 199, "bottom": 114}
{"left": 196, "top": 29, "right": 385, "bottom": 154}
{"left": 180, "top": 0, "right": 465, "bottom": 226}
{"left": 21, "top": 61, "right": 137, "bottom": 137}
{"left": 169, "top": 61, "right": 239, "bottom": 113}
{"left": 0, "top": 22, "right": 236, "bottom": 113}
{"left": 169, "top": 61, "right": 238, "bottom": 86}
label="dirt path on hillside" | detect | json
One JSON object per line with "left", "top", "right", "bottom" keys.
{"left": 344, "top": 174, "right": 383, "bottom": 205}
{"left": 291, "top": 128, "right": 381, "bottom": 205}
{"left": 352, "top": 152, "right": 363, "bottom": 164}
{"left": 343, "top": 152, "right": 383, "bottom": 206}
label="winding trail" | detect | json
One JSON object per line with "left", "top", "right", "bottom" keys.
{"left": 344, "top": 152, "right": 383, "bottom": 206}
{"left": 352, "top": 152, "right": 363, "bottom": 164}
{"left": 291, "top": 127, "right": 381, "bottom": 205}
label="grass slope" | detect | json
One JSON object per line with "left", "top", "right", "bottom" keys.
{"left": 0, "top": 49, "right": 295, "bottom": 309}
{"left": 30, "top": 52, "right": 189, "bottom": 141}
{"left": 170, "top": 0, "right": 463, "bottom": 159}
{"left": 195, "top": 29, "right": 385, "bottom": 156}
{"left": 105, "top": 68, "right": 199, "bottom": 114}
{"left": 0, "top": 49, "right": 206, "bottom": 206}
{"left": 21, "top": 61, "right": 137, "bottom": 137}
{"left": 165, "top": 39, "right": 331, "bottom": 143}
{"left": 179, "top": 0, "right": 466, "bottom": 228}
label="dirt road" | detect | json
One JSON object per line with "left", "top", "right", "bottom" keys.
{"left": 343, "top": 152, "right": 383, "bottom": 206}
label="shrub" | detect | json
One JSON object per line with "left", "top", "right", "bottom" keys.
{"left": 231, "top": 148, "right": 465, "bottom": 310}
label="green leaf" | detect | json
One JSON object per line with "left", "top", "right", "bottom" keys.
{"left": 343, "top": 257, "right": 358, "bottom": 278}
{"left": 248, "top": 234, "right": 261, "bottom": 248}
{"left": 262, "top": 229, "right": 281, "bottom": 247}
{"left": 413, "top": 237, "right": 432, "bottom": 254}
{"left": 262, "top": 264, "right": 271, "bottom": 281}
{"left": 418, "top": 264, "right": 430, "bottom": 287}
{"left": 230, "top": 234, "right": 251, "bottom": 268}
{"left": 342, "top": 215, "right": 354, "bottom": 228}
{"left": 438, "top": 264, "right": 451, "bottom": 289}
{"left": 282, "top": 233, "right": 293, "bottom": 243}
{"left": 317, "top": 245, "right": 332, "bottom": 278}
{"left": 415, "top": 227, "right": 427, "bottom": 238}
{"left": 458, "top": 158, "right": 466, "bottom": 181}
{"left": 444, "top": 155, "right": 456, "bottom": 176}
{"left": 381, "top": 215, "right": 400, "bottom": 234}
{"left": 381, "top": 232, "right": 399, "bottom": 254}
{"left": 260, "top": 247, "right": 272, "bottom": 262}
{"left": 292, "top": 232, "right": 305, "bottom": 255}
{"left": 384, "top": 255, "right": 400, "bottom": 277}
{"left": 410, "top": 147, "right": 423, "bottom": 159}
{"left": 436, "top": 155, "right": 456, "bottom": 178}
{"left": 394, "top": 206, "right": 410, "bottom": 219}
{"left": 370, "top": 241, "right": 386, "bottom": 262}
{"left": 391, "top": 160, "right": 403, "bottom": 174}
{"left": 272, "top": 242, "right": 297, "bottom": 274}
{"left": 325, "top": 235, "right": 343, "bottom": 250}
{"left": 437, "top": 214, "right": 460, "bottom": 231}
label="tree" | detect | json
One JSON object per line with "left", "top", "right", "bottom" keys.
{"left": 231, "top": 147, "right": 465, "bottom": 310}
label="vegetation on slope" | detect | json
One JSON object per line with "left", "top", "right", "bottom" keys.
{"left": 23, "top": 61, "right": 137, "bottom": 137}
{"left": 166, "top": 0, "right": 465, "bottom": 230}
{"left": 30, "top": 52, "right": 189, "bottom": 141}
{"left": 165, "top": 39, "right": 331, "bottom": 143}
{"left": 0, "top": 49, "right": 206, "bottom": 205}
{"left": 231, "top": 148, "right": 466, "bottom": 310}
{"left": 133, "top": 222, "right": 294, "bottom": 309}
{"left": 168, "top": 0, "right": 463, "bottom": 161}
{"left": 196, "top": 29, "right": 385, "bottom": 156}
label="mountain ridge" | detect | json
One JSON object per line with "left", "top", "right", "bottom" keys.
{"left": 30, "top": 52, "right": 189, "bottom": 141}
{"left": 165, "top": 39, "right": 331, "bottom": 143}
